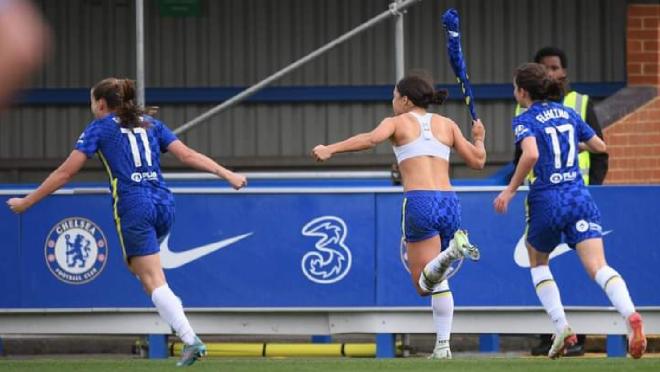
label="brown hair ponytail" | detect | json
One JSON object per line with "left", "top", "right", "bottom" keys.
{"left": 92, "top": 78, "right": 150, "bottom": 128}
{"left": 514, "top": 63, "right": 562, "bottom": 101}
{"left": 396, "top": 72, "right": 448, "bottom": 109}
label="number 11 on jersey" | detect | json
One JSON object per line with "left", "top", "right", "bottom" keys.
{"left": 121, "top": 127, "right": 152, "bottom": 168}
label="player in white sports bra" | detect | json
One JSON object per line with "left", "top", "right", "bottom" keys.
{"left": 312, "top": 72, "right": 486, "bottom": 359}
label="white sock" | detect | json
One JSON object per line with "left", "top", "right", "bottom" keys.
{"left": 531, "top": 266, "right": 568, "bottom": 334}
{"left": 431, "top": 280, "right": 453, "bottom": 345}
{"left": 420, "top": 244, "right": 458, "bottom": 290}
{"left": 151, "top": 284, "right": 197, "bottom": 345}
{"left": 595, "top": 266, "right": 636, "bottom": 319}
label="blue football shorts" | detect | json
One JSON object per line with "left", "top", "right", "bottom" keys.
{"left": 116, "top": 201, "right": 175, "bottom": 260}
{"left": 402, "top": 190, "right": 461, "bottom": 250}
{"left": 526, "top": 186, "right": 602, "bottom": 252}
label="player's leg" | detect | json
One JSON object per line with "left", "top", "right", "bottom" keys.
{"left": 402, "top": 191, "right": 442, "bottom": 294}
{"left": 406, "top": 230, "right": 457, "bottom": 358}
{"left": 574, "top": 238, "right": 633, "bottom": 315}
{"left": 403, "top": 191, "right": 460, "bottom": 359}
{"left": 420, "top": 230, "right": 478, "bottom": 287}
{"left": 526, "top": 208, "right": 576, "bottom": 360}
{"left": 574, "top": 238, "right": 646, "bottom": 358}
{"left": 129, "top": 253, "right": 166, "bottom": 292}
{"left": 406, "top": 239, "right": 455, "bottom": 359}
{"left": 414, "top": 192, "right": 478, "bottom": 291}
{"left": 120, "top": 204, "right": 205, "bottom": 365}
{"left": 567, "top": 188, "right": 646, "bottom": 359}
{"left": 158, "top": 204, "right": 207, "bottom": 365}
{"left": 422, "top": 192, "right": 473, "bottom": 358}
{"left": 130, "top": 253, "right": 196, "bottom": 341}
{"left": 527, "top": 244, "right": 570, "bottom": 333}
{"left": 525, "top": 191, "right": 576, "bottom": 358}
{"left": 406, "top": 235, "right": 442, "bottom": 295}
{"left": 130, "top": 254, "right": 195, "bottom": 340}
{"left": 130, "top": 253, "right": 206, "bottom": 366}
{"left": 429, "top": 280, "right": 453, "bottom": 359}
{"left": 528, "top": 243, "right": 576, "bottom": 359}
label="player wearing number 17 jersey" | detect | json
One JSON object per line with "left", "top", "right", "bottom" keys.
{"left": 494, "top": 64, "right": 646, "bottom": 360}
{"left": 7, "top": 78, "right": 247, "bottom": 366}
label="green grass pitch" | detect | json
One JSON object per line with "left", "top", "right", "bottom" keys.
{"left": 1, "top": 357, "right": 660, "bottom": 372}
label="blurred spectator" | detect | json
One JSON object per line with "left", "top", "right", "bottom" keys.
{"left": 0, "top": 0, "right": 50, "bottom": 109}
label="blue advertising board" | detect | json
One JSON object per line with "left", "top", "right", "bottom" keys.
{"left": 376, "top": 187, "right": 660, "bottom": 307}
{"left": 0, "top": 199, "right": 20, "bottom": 307}
{"left": 1, "top": 186, "right": 658, "bottom": 309}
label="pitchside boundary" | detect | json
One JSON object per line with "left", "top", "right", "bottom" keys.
{"left": 1, "top": 180, "right": 659, "bottom": 358}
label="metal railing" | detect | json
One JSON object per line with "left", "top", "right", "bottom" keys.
{"left": 170, "top": 0, "right": 423, "bottom": 136}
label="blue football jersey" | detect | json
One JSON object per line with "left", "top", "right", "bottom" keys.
{"left": 75, "top": 113, "right": 177, "bottom": 207}
{"left": 512, "top": 101, "right": 595, "bottom": 190}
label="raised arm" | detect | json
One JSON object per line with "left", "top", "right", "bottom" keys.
{"left": 312, "top": 118, "right": 396, "bottom": 162}
{"left": 451, "top": 118, "right": 487, "bottom": 169}
{"left": 7, "top": 150, "right": 87, "bottom": 213}
{"left": 167, "top": 140, "right": 247, "bottom": 190}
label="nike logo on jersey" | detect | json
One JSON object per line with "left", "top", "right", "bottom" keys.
{"left": 513, "top": 230, "right": 613, "bottom": 268}
{"left": 160, "top": 232, "right": 253, "bottom": 269}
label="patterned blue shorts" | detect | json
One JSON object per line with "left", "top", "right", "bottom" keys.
{"left": 402, "top": 190, "right": 461, "bottom": 250}
{"left": 116, "top": 201, "right": 175, "bottom": 260}
{"left": 526, "top": 186, "right": 602, "bottom": 252}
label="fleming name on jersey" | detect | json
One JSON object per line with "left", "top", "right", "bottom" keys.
{"left": 512, "top": 101, "right": 596, "bottom": 190}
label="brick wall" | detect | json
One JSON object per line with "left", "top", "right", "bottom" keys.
{"left": 604, "top": 97, "right": 660, "bottom": 183}
{"left": 626, "top": 4, "right": 659, "bottom": 87}
{"left": 603, "top": 4, "right": 659, "bottom": 184}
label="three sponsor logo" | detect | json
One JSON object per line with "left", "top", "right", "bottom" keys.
{"left": 300, "top": 216, "right": 352, "bottom": 284}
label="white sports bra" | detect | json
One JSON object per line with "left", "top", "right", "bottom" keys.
{"left": 392, "top": 112, "right": 451, "bottom": 164}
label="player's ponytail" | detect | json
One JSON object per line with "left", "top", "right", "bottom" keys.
{"left": 429, "top": 90, "right": 448, "bottom": 106}
{"left": 396, "top": 72, "right": 448, "bottom": 109}
{"left": 114, "top": 79, "right": 143, "bottom": 128}
{"left": 514, "top": 63, "right": 562, "bottom": 101}
{"left": 92, "top": 77, "right": 155, "bottom": 129}
{"left": 542, "top": 76, "right": 563, "bottom": 102}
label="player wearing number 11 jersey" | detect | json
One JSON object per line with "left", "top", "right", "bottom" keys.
{"left": 493, "top": 63, "right": 646, "bottom": 360}
{"left": 76, "top": 106, "right": 177, "bottom": 222}
{"left": 7, "top": 78, "right": 247, "bottom": 366}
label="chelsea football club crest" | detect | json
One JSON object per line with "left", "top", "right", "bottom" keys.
{"left": 44, "top": 217, "right": 108, "bottom": 284}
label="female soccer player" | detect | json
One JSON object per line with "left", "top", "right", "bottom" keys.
{"left": 312, "top": 72, "right": 486, "bottom": 359}
{"left": 7, "top": 78, "right": 247, "bottom": 366}
{"left": 494, "top": 63, "right": 646, "bottom": 359}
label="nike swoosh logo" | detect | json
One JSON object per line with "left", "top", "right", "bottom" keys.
{"left": 513, "top": 230, "right": 612, "bottom": 268}
{"left": 160, "top": 232, "right": 253, "bottom": 269}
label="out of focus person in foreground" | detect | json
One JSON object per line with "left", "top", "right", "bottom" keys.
{"left": 0, "top": 0, "right": 50, "bottom": 109}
